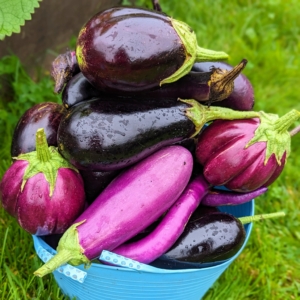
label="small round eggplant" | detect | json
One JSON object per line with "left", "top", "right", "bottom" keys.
{"left": 192, "top": 61, "right": 254, "bottom": 111}
{"left": 0, "top": 128, "right": 85, "bottom": 236}
{"left": 11, "top": 102, "right": 65, "bottom": 157}
{"left": 75, "top": 6, "right": 228, "bottom": 93}
{"left": 57, "top": 97, "right": 260, "bottom": 171}
{"left": 195, "top": 109, "right": 300, "bottom": 192}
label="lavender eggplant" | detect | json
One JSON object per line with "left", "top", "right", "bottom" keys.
{"left": 33, "top": 145, "right": 193, "bottom": 277}
{"left": 62, "top": 6, "right": 228, "bottom": 94}
{"left": 62, "top": 60, "right": 247, "bottom": 109}
{"left": 11, "top": 102, "right": 65, "bottom": 157}
{"left": 195, "top": 109, "right": 300, "bottom": 192}
{"left": 57, "top": 97, "right": 260, "bottom": 171}
{"left": 192, "top": 61, "right": 254, "bottom": 111}
{"left": 111, "top": 175, "right": 210, "bottom": 263}
{"left": 0, "top": 128, "right": 85, "bottom": 235}
{"left": 111, "top": 180, "right": 266, "bottom": 264}
{"left": 163, "top": 211, "right": 285, "bottom": 264}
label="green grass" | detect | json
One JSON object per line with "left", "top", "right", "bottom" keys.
{"left": 1, "top": 0, "right": 300, "bottom": 299}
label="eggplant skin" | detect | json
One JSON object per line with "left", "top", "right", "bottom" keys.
{"left": 195, "top": 119, "right": 286, "bottom": 192}
{"left": 57, "top": 97, "right": 194, "bottom": 171}
{"left": 76, "top": 7, "right": 186, "bottom": 92}
{"left": 165, "top": 212, "right": 245, "bottom": 263}
{"left": 11, "top": 102, "right": 65, "bottom": 157}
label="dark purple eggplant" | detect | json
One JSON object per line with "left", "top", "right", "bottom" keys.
{"left": 192, "top": 61, "right": 254, "bottom": 110}
{"left": 162, "top": 211, "right": 285, "bottom": 264}
{"left": 62, "top": 60, "right": 247, "bottom": 109}
{"left": 0, "top": 128, "right": 86, "bottom": 236}
{"left": 11, "top": 102, "right": 65, "bottom": 157}
{"left": 74, "top": 6, "right": 228, "bottom": 93}
{"left": 57, "top": 97, "right": 260, "bottom": 171}
{"left": 79, "top": 169, "right": 120, "bottom": 204}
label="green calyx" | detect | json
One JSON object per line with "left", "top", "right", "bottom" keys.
{"left": 15, "top": 128, "right": 78, "bottom": 197}
{"left": 160, "top": 18, "right": 229, "bottom": 86}
{"left": 180, "top": 99, "right": 261, "bottom": 137}
{"left": 245, "top": 109, "right": 300, "bottom": 165}
{"left": 34, "top": 220, "right": 90, "bottom": 278}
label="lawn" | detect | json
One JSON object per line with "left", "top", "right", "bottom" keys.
{"left": 0, "top": 0, "right": 300, "bottom": 299}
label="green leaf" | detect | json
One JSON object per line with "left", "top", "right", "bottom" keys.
{"left": 0, "top": 0, "right": 41, "bottom": 40}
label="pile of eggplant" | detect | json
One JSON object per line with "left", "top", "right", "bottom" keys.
{"left": 1, "top": 1, "right": 298, "bottom": 278}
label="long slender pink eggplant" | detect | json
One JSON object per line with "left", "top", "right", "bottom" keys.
{"left": 33, "top": 145, "right": 193, "bottom": 277}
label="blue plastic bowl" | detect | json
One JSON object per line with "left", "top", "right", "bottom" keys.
{"left": 33, "top": 200, "right": 254, "bottom": 300}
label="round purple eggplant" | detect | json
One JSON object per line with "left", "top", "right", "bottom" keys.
{"left": 11, "top": 102, "right": 65, "bottom": 157}
{"left": 75, "top": 6, "right": 228, "bottom": 93}
{"left": 195, "top": 109, "right": 300, "bottom": 192}
{"left": 192, "top": 61, "right": 254, "bottom": 111}
{"left": 57, "top": 97, "right": 260, "bottom": 171}
{"left": 0, "top": 128, "right": 85, "bottom": 236}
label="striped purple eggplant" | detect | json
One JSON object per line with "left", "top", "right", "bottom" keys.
{"left": 0, "top": 128, "right": 85, "bottom": 235}
{"left": 195, "top": 109, "right": 300, "bottom": 192}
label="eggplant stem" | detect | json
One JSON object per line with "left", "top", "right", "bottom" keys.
{"left": 196, "top": 46, "right": 229, "bottom": 62}
{"left": 36, "top": 128, "right": 51, "bottom": 162}
{"left": 273, "top": 109, "right": 300, "bottom": 133}
{"left": 239, "top": 211, "right": 285, "bottom": 225}
{"left": 209, "top": 59, "right": 248, "bottom": 103}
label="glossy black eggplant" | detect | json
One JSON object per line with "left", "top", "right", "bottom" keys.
{"left": 57, "top": 97, "right": 260, "bottom": 171}
{"left": 165, "top": 212, "right": 245, "bottom": 263}
{"left": 62, "top": 60, "right": 247, "bottom": 109}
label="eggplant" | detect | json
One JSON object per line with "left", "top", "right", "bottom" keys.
{"left": 11, "top": 102, "right": 65, "bottom": 157}
{"left": 0, "top": 128, "right": 85, "bottom": 235}
{"left": 195, "top": 109, "right": 300, "bottom": 192}
{"left": 162, "top": 211, "right": 285, "bottom": 265}
{"left": 57, "top": 97, "right": 260, "bottom": 171}
{"left": 192, "top": 61, "right": 254, "bottom": 111}
{"left": 72, "top": 6, "right": 229, "bottom": 94}
{"left": 33, "top": 145, "right": 194, "bottom": 277}
{"left": 61, "top": 60, "right": 247, "bottom": 109}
